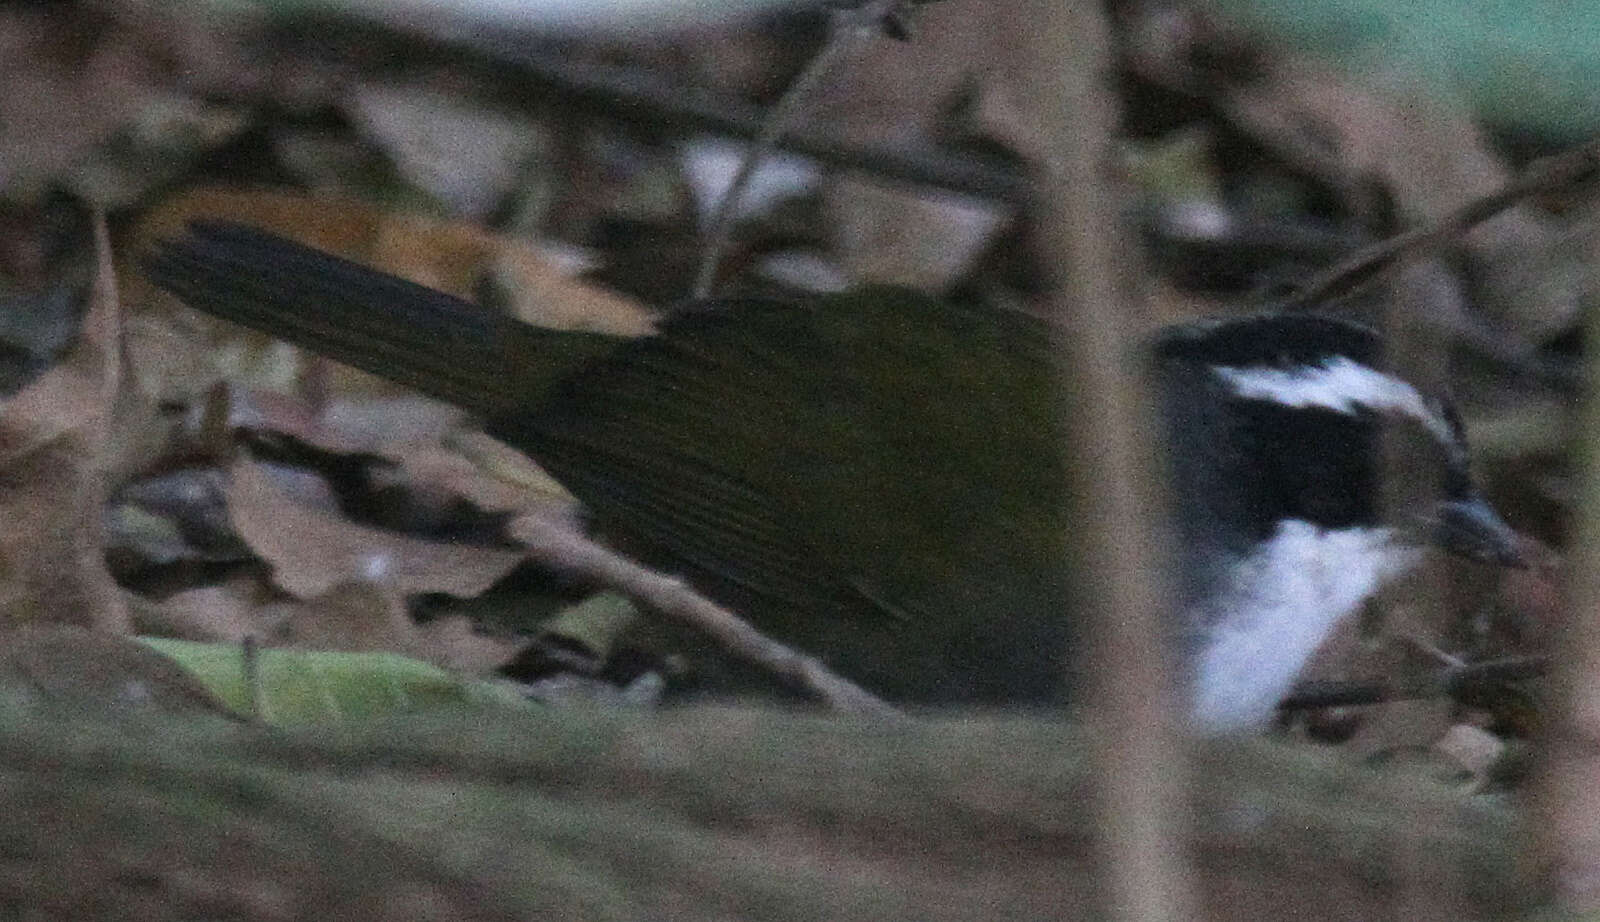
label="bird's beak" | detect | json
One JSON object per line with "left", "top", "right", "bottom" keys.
{"left": 1431, "top": 496, "right": 1527, "bottom": 569}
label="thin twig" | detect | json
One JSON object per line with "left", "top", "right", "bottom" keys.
{"left": 247, "top": 14, "right": 1030, "bottom": 202}
{"left": 693, "top": 0, "right": 910, "bottom": 298}
{"left": 1280, "top": 138, "right": 1600, "bottom": 309}
{"left": 494, "top": 46, "right": 1028, "bottom": 200}
{"left": 510, "top": 514, "right": 903, "bottom": 718}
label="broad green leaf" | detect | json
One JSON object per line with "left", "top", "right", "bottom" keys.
{"left": 139, "top": 637, "right": 533, "bottom": 725}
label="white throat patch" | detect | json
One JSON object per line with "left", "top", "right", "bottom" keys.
{"left": 1214, "top": 357, "right": 1455, "bottom": 445}
{"left": 1188, "top": 520, "right": 1423, "bottom": 733}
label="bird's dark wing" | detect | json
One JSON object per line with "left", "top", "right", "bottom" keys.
{"left": 505, "top": 289, "right": 1074, "bottom": 700}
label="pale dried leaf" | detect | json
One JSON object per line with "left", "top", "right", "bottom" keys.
{"left": 386, "top": 438, "right": 574, "bottom": 516}
{"left": 221, "top": 387, "right": 463, "bottom": 457}
{"left": 825, "top": 177, "right": 1010, "bottom": 289}
{"left": 268, "top": 581, "right": 418, "bottom": 654}
{"left": 0, "top": 216, "right": 127, "bottom": 630}
{"left": 680, "top": 136, "right": 820, "bottom": 226}
{"left": 227, "top": 459, "right": 525, "bottom": 600}
{"left": 814, "top": 0, "right": 1027, "bottom": 150}
{"left": 268, "top": 582, "right": 520, "bottom": 673}
{"left": 539, "top": 591, "right": 639, "bottom": 662}
{"left": 0, "top": 11, "right": 162, "bottom": 198}
{"left": 1226, "top": 55, "right": 1573, "bottom": 338}
{"left": 129, "top": 578, "right": 269, "bottom": 643}
{"left": 1434, "top": 723, "right": 1506, "bottom": 788}
{"left": 318, "top": 396, "right": 468, "bottom": 452}
{"left": 1343, "top": 697, "right": 1457, "bottom": 760}
{"left": 0, "top": 624, "right": 233, "bottom": 717}
{"left": 107, "top": 466, "right": 250, "bottom": 569}
{"left": 347, "top": 83, "right": 551, "bottom": 219}
{"left": 960, "top": 74, "right": 1053, "bottom": 168}
{"left": 492, "top": 244, "right": 656, "bottom": 336}
{"left": 1492, "top": 539, "right": 1564, "bottom": 653}
{"left": 416, "top": 614, "right": 524, "bottom": 673}
{"left": 445, "top": 431, "right": 574, "bottom": 505}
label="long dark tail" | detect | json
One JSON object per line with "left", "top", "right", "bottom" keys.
{"left": 142, "top": 221, "right": 619, "bottom": 417}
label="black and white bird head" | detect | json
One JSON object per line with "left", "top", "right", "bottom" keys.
{"left": 1156, "top": 313, "right": 1521, "bottom": 731}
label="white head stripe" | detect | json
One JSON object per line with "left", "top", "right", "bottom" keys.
{"left": 1213, "top": 357, "right": 1456, "bottom": 444}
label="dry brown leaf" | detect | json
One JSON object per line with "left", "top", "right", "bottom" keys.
{"left": 228, "top": 386, "right": 576, "bottom": 537}
{"left": 491, "top": 244, "right": 656, "bottom": 335}
{"left": 1223, "top": 55, "right": 1573, "bottom": 339}
{"left": 385, "top": 438, "right": 574, "bottom": 517}
{"left": 267, "top": 581, "right": 415, "bottom": 654}
{"left": 1434, "top": 723, "right": 1505, "bottom": 789}
{"left": 0, "top": 10, "right": 163, "bottom": 198}
{"left": 198, "top": 382, "right": 577, "bottom": 587}
{"left": 138, "top": 187, "right": 652, "bottom": 321}
{"left": 812, "top": 0, "right": 1029, "bottom": 150}
{"left": 1342, "top": 696, "right": 1457, "bottom": 761}
{"left": 0, "top": 624, "right": 234, "bottom": 717}
{"left": 107, "top": 465, "right": 253, "bottom": 571}
{"left": 372, "top": 441, "right": 569, "bottom": 525}
{"left": 227, "top": 459, "right": 524, "bottom": 601}
{"left": 223, "top": 387, "right": 462, "bottom": 457}
{"left": 263, "top": 582, "right": 519, "bottom": 672}
{"left": 824, "top": 176, "right": 1010, "bottom": 289}
{"left": 779, "top": 0, "right": 1025, "bottom": 289}
{"left": 415, "top": 614, "right": 524, "bottom": 674}
{"left": 129, "top": 577, "right": 271, "bottom": 643}
{"left": 0, "top": 215, "right": 128, "bottom": 630}
{"left": 133, "top": 572, "right": 521, "bottom": 672}
{"left": 129, "top": 187, "right": 654, "bottom": 409}
{"left": 1493, "top": 537, "right": 1564, "bottom": 654}
{"left": 346, "top": 82, "right": 550, "bottom": 220}
{"left": 1293, "top": 562, "right": 1466, "bottom": 749}
{"left": 958, "top": 74, "right": 1053, "bottom": 168}
{"left": 231, "top": 374, "right": 575, "bottom": 522}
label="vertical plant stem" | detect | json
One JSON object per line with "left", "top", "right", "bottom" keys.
{"left": 1019, "top": 1, "right": 1194, "bottom": 920}
{"left": 1537, "top": 199, "right": 1600, "bottom": 912}
{"left": 242, "top": 634, "right": 267, "bottom": 724}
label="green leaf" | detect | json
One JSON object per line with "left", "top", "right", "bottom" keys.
{"left": 138, "top": 637, "right": 534, "bottom": 725}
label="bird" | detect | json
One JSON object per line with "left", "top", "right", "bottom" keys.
{"left": 144, "top": 221, "right": 1523, "bottom": 731}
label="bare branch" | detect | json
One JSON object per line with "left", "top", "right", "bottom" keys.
{"left": 1280, "top": 138, "right": 1600, "bottom": 309}
{"left": 510, "top": 514, "right": 902, "bottom": 718}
